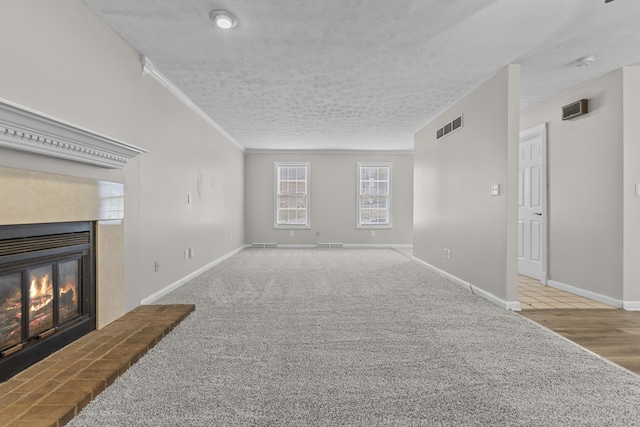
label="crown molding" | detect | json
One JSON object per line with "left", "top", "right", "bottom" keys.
{"left": 0, "top": 98, "right": 148, "bottom": 168}
{"left": 141, "top": 56, "right": 245, "bottom": 152}
{"left": 244, "top": 148, "right": 414, "bottom": 155}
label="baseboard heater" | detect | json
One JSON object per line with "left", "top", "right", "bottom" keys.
{"left": 250, "top": 243, "right": 278, "bottom": 248}
{"left": 317, "top": 243, "right": 343, "bottom": 249}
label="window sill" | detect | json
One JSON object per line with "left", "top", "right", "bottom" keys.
{"left": 274, "top": 225, "right": 311, "bottom": 230}
{"left": 357, "top": 224, "right": 393, "bottom": 230}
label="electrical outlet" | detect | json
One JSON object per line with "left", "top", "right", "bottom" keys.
{"left": 443, "top": 248, "right": 451, "bottom": 259}
{"left": 290, "top": 230, "right": 294, "bottom": 237}
{"left": 316, "top": 231, "right": 320, "bottom": 237}
{"left": 491, "top": 184, "right": 500, "bottom": 196}
{"left": 371, "top": 230, "right": 376, "bottom": 237}
{"left": 154, "top": 261, "right": 160, "bottom": 272}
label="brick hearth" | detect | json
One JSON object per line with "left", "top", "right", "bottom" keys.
{"left": 0, "top": 304, "right": 194, "bottom": 427}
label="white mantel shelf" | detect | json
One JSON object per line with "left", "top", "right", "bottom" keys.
{"left": 0, "top": 98, "right": 148, "bottom": 168}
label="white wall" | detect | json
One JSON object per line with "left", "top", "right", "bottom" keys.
{"left": 0, "top": 0, "right": 245, "bottom": 319}
{"left": 521, "top": 69, "right": 625, "bottom": 300}
{"left": 623, "top": 67, "right": 640, "bottom": 304}
{"left": 414, "top": 65, "right": 521, "bottom": 305}
{"left": 245, "top": 152, "right": 413, "bottom": 245}
{"left": 136, "top": 76, "right": 245, "bottom": 304}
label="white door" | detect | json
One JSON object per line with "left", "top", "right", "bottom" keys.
{"left": 518, "top": 124, "right": 547, "bottom": 282}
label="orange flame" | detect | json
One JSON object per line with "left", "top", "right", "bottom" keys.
{"left": 29, "top": 273, "right": 53, "bottom": 312}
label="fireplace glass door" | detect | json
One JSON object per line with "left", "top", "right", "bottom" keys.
{"left": 28, "top": 264, "right": 54, "bottom": 336}
{"left": 58, "top": 258, "right": 80, "bottom": 323}
{"left": 0, "top": 272, "right": 22, "bottom": 350}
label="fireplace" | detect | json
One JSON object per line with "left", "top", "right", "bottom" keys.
{"left": 0, "top": 221, "right": 95, "bottom": 382}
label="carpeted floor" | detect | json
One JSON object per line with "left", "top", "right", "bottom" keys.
{"left": 68, "top": 249, "right": 640, "bottom": 426}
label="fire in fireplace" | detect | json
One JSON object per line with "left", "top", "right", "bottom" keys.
{"left": 0, "top": 222, "right": 95, "bottom": 382}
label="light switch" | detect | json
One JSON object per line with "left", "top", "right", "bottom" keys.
{"left": 491, "top": 184, "right": 500, "bottom": 196}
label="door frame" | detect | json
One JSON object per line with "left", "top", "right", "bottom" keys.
{"left": 519, "top": 123, "right": 548, "bottom": 284}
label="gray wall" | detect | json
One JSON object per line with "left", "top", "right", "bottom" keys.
{"left": 414, "top": 65, "right": 521, "bottom": 304}
{"left": 521, "top": 67, "right": 640, "bottom": 303}
{"left": 245, "top": 152, "right": 413, "bottom": 245}
{"left": 0, "top": 0, "right": 245, "bottom": 314}
{"left": 623, "top": 67, "right": 640, "bottom": 303}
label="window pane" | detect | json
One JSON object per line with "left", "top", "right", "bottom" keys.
{"left": 296, "top": 182, "right": 305, "bottom": 194}
{"left": 288, "top": 196, "right": 297, "bottom": 208}
{"left": 363, "top": 182, "right": 375, "bottom": 195}
{"left": 378, "top": 182, "right": 388, "bottom": 195}
{"left": 378, "top": 196, "right": 387, "bottom": 208}
{"left": 362, "top": 167, "right": 372, "bottom": 181}
{"left": 379, "top": 167, "right": 388, "bottom": 180}
{"left": 297, "top": 196, "right": 305, "bottom": 208}
{"left": 361, "top": 210, "right": 371, "bottom": 223}
{"left": 297, "top": 167, "right": 306, "bottom": 180}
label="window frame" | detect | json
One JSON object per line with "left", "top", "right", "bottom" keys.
{"left": 356, "top": 162, "right": 393, "bottom": 229}
{"left": 274, "top": 162, "right": 311, "bottom": 229}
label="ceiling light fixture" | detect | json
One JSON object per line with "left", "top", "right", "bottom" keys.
{"left": 209, "top": 9, "right": 238, "bottom": 29}
{"left": 574, "top": 55, "right": 596, "bottom": 67}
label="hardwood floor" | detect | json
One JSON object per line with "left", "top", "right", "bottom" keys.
{"left": 519, "top": 308, "right": 640, "bottom": 376}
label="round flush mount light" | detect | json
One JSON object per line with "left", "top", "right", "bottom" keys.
{"left": 574, "top": 55, "right": 596, "bottom": 67}
{"left": 209, "top": 9, "right": 238, "bottom": 29}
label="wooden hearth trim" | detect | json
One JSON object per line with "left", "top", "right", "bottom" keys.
{"left": 0, "top": 304, "right": 194, "bottom": 427}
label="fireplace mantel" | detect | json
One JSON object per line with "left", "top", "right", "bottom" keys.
{"left": 0, "top": 98, "right": 148, "bottom": 168}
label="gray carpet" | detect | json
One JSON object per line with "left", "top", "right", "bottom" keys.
{"left": 69, "top": 249, "right": 640, "bottom": 426}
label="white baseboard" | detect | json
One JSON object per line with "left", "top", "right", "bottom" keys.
{"left": 141, "top": 245, "right": 246, "bottom": 305}
{"left": 623, "top": 301, "right": 640, "bottom": 311}
{"left": 247, "top": 243, "right": 413, "bottom": 249}
{"left": 412, "top": 256, "right": 521, "bottom": 311}
{"left": 546, "top": 280, "right": 624, "bottom": 308}
{"left": 343, "top": 243, "right": 413, "bottom": 249}
{"left": 273, "top": 244, "right": 317, "bottom": 249}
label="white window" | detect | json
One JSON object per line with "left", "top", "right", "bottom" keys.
{"left": 275, "top": 162, "right": 310, "bottom": 228}
{"left": 357, "top": 162, "right": 392, "bottom": 228}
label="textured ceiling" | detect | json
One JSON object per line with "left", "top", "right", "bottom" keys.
{"left": 82, "top": 0, "right": 640, "bottom": 151}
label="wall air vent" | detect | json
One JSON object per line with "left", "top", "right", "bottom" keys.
{"left": 436, "top": 115, "right": 463, "bottom": 140}
{"left": 251, "top": 243, "right": 278, "bottom": 248}
{"left": 317, "top": 243, "right": 343, "bottom": 249}
{"left": 562, "top": 99, "right": 589, "bottom": 120}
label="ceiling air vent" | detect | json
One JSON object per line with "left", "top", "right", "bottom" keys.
{"left": 562, "top": 99, "right": 588, "bottom": 120}
{"left": 436, "top": 115, "right": 463, "bottom": 140}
